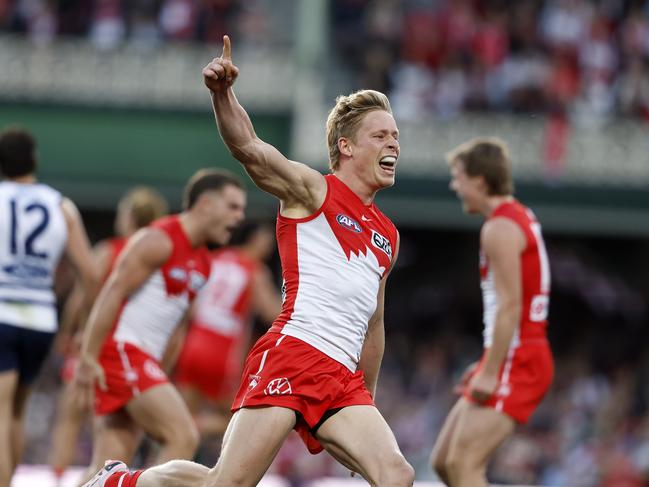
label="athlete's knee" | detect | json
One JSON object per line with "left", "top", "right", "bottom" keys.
{"left": 161, "top": 421, "right": 200, "bottom": 454}
{"left": 444, "top": 448, "right": 484, "bottom": 480}
{"left": 376, "top": 453, "right": 415, "bottom": 486}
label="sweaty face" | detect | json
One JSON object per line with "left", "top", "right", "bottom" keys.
{"left": 346, "top": 110, "right": 400, "bottom": 190}
{"left": 449, "top": 162, "right": 485, "bottom": 214}
{"left": 204, "top": 185, "right": 247, "bottom": 245}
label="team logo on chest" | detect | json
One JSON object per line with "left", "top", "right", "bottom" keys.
{"left": 336, "top": 214, "right": 362, "bottom": 233}
{"left": 371, "top": 230, "right": 392, "bottom": 259}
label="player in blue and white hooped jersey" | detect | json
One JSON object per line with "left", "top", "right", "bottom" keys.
{"left": 0, "top": 127, "right": 99, "bottom": 487}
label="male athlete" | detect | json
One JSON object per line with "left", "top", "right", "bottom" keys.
{"left": 0, "top": 127, "right": 99, "bottom": 487}
{"left": 175, "top": 221, "right": 281, "bottom": 439}
{"left": 83, "top": 35, "right": 414, "bottom": 487}
{"left": 50, "top": 187, "right": 168, "bottom": 484}
{"left": 430, "top": 138, "right": 554, "bottom": 487}
{"left": 75, "top": 169, "right": 246, "bottom": 485}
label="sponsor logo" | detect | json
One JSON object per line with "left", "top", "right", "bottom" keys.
{"left": 143, "top": 360, "right": 166, "bottom": 381}
{"left": 248, "top": 374, "right": 261, "bottom": 389}
{"left": 371, "top": 230, "right": 392, "bottom": 259}
{"left": 530, "top": 295, "right": 549, "bottom": 322}
{"left": 188, "top": 270, "right": 206, "bottom": 291}
{"left": 281, "top": 280, "right": 286, "bottom": 303}
{"left": 264, "top": 377, "right": 292, "bottom": 396}
{"left": 336, "top": 214, "right": 362, "bottom": 233}
{"left": 169, "top": 267, "right": 187, "bottom": 282}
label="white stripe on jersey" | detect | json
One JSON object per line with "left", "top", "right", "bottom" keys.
{"left": 113, "top": 271, "right": 189, "bottom": 361}
{"left": 280, "top": 213, "right": 383, "bottom": 371}
{"left": 0, "top": 182, "right": 67, "bottom": 332}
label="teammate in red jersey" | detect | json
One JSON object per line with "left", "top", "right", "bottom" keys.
{"left": 74, "top": 169, "right": 246, "bottom": 485}
{"left": 83, "top": 35, "right": 414, "bottom": 487}
{"left": 430, "top": 138, "right": 554, "bottom": 487}
{"left": 49, "top": 187, "right": 168, "bottom": 485}
{"left": 175, "top": 221, "right": 281, "bottom": 439}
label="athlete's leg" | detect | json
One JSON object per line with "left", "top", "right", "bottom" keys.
{"left": 10, "top": 383, "right": 33, "bottom": 471}
{"left": 315, "top": 405, "right": 415, "bottom": 487}
{"left": 134, "top": 406, "right": 296, "bottom": 487}
{"left": 0, "top": 370, "right": 18, "bottom": 487}
{"left": 78, "top": 411, "right": 143, "bottom": 485}
{"left": 443, "top": 398, "right": 515, "bottom": 487}
{"left": 429, "top": 399, "right": 464, "bottom": 484}
{"left": 126, "top": 383, "right": 199, "bottom": 463}
{"left": 49, "top": 381, "right": 89, "bottom": 476}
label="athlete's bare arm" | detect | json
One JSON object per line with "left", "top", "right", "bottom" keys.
{"left": 469, "top": 217, "right": 524, "bottom": 403}
{"left": 75, "top": 229, "right": 172, "bottom": 393}
{"left": 359, "top": 235, "right": 400, "bottom": 397}
{"left": 55, "top": 239, "right": 116, "bottom": 354}
{"left": 251, "top": 265, "right": 282, "bottom": 325}
{"left": 202, "top": 35, "right": 327, "bottom": 217}
{"left": 61, "top": 198, "right": 101, "bottom": 305}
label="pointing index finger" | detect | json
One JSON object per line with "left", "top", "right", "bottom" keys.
{"left": 222, "top": 35, "right": 232, "bottom": 60}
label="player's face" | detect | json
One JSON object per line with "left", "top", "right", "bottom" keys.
{"left": 205, "top": 185, "right": 247, "bottom": 245}
{"left": 449, "top": 162, "right": 485, "bottom": 214}
{"left": 350, "top": 110, "right": 400, "bottom": 190}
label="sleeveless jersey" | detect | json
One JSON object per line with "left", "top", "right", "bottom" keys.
{"left": 480, "top": 200, "right": 550, "bottom": 349}
{"left": 0, "top": 182, "right": 67, "bottom": 332}
{"left": 270, "top": 174, "right": 398, "bottom": 371}
{"left": 191, "top": 248, "right": 257, "bottom": 337}
{"left": 110, "top": 215, "right": 210, "bottom": 361}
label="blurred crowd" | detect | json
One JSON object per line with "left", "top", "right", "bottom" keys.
{"left": 334, "top": 0, "right": 649, "bottom": 123}
{"left": 2, "top": 0, "right": 649, "bottom": 123}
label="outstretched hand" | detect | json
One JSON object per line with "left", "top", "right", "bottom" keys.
{"left": 203, "top": 35, "right": 240, "bottom": 93}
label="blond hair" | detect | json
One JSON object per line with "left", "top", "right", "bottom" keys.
{"left": 446, "top": 137, "right": 514, "bottom": 196}
{"left": 118, "top": 186, "right": 169, "bottom": 229}
{"left": 326, "top": 89, "right": 392, "bottom": 171}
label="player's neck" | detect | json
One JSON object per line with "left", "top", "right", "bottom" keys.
{"left": 482, "top": 195, "right": 514, "bottom": 218}
{"left": 178, "top": 212, "right": 206, "bottom": 248}
{"left": 334, "top": 171, "right": 376, "bottom": 206}
{"left": 9, "top": 174, "right": 36, "bottom": 184}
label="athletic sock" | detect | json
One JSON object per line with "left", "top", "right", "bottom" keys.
{"left": 105, "top": 470, "right": 144, "bottom": 487}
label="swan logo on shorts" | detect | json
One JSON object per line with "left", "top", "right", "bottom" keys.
{"left": 264, "top": 377, "right": 292, "bottom": 396}
{"left": 336, "top": 214, "right": 362, "bottom": 233}
{"left": 143, "top": 360, "right": 166, "bottom": 381}
{"left": 248, "top": 374, "right": 261, "bottom": 389}
{"left": 371, "top": 230, "right": 392, "bottom": 259}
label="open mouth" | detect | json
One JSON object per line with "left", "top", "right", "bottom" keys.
{"left": 379, "top": 156, "right": 397, "bottom": 174}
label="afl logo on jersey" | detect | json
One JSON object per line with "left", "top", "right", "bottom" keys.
{"left": 169, "top": 267, "right": 187, "bottom": 282}
{"left": 336, "top": 214, "right": 362, "bottom": 233}
{"left": 371, "top": 230, "right": 392, "bottom": 259}
{"left": 188, "top": 270, "right": 206, "bottom": 292}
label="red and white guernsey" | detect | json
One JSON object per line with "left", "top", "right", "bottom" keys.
{"left": 192, "top": 248, "right": 257, "bottom": 337}
{"left": 109, "top": 216, "right": 210, "bottom": 361}
{"left": 270, "top": 174, "right": 398, "bottom": 371}
{"left": 480, "top": 199, "right": 550, "bottom": 349}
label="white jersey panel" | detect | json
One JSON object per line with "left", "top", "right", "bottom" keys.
{"left": 0, "top": 182, "right": 67, "bottom": 332}
{"left": 481, "top": 267, "right": 520, "bottom": 349}
{"left": 280, "top": 213, "right": 383, "bottom": 371}
{"left": 113, "top": 271, "right": 189, "bottom": 360}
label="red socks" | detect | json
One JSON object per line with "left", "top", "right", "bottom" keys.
{"left": 105, "top": 470, "right": 144, "bottom": 487}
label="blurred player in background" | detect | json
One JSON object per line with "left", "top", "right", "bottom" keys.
{"left": 74, "top": 169, "right": 245, "bottom": 486}
{"left": 0, "top": 127, "right": 99, "bottom": 487}
{"left": 430, "top": 138, "right": 554, "bottom": 487}
{"left": 174, "top": 221, "right": 281, "bottom": 442}
{"left": 49, "top": 187, "right": 168, "bottom": 485}
{"left": 83, "top": 35, "right": 414, "bottom": 487}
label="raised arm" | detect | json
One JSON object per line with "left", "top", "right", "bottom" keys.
{"left": 469, "top": 217, "right": 524, "bottom": 403}
{"left": 203, "top": 35, "right": 326, "bottom": 217}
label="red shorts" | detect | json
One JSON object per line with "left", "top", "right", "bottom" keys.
{"left": 465, "top": 341, "right": 553, "bottom": 424}
{"left": 95, "top": 340, "right": 169, "bottom": 416}
{"left": 175, "top": 325, "right": 244, "bottom": 401}
{"left": 231, "top": 332, "right": 374, "bottom": 454}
